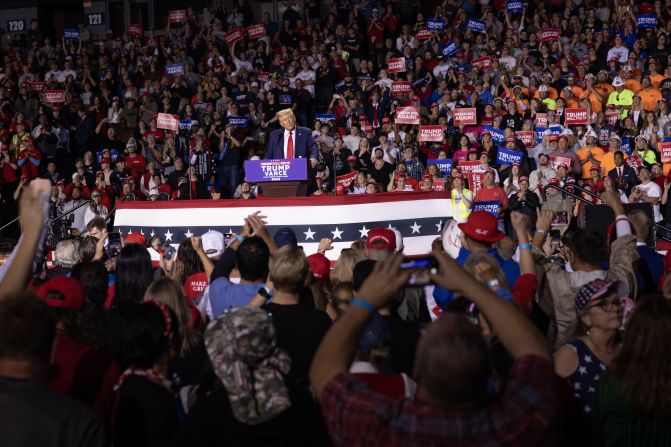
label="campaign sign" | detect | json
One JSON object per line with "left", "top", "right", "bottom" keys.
{"left": 169, "top": 10, "right": 186, "bottom": 23}
{"left": 540, "top": 27, "right": 561, "bottom": 42}
{"left": 315, "top": 114, "right": 336, "bottom": 123}
{"left": 43, "top": 90, "right": 65, "bottom": 103}
{"left": 467, "top": 19, "right": 486, "bottom": 33}
{"left": 620, "top": 138, "right": 633, "bottom": 156}
{"left": 441, "top": 40, "right": 459, "bottom": 58}
{"left": 660, "top": 142, "right": 671, "bottom": 162}
{"left": 166, "top": 63, "right": 185, "bottom": 76}
{"left": 416, "top": 29, "right": 431, "bottom": 40}
{"left": 395, "top": 106, "right": 420, "bottom": 124}
{"left": 64, "top": 28, "right": 80, "bottom": 41}
{"left": 387, "top": 57, "right": 406, "bottom": 73}
{"left": 179, "top": 119, "right": 197, "bottom": 132}
{"left": 453, "top": 108, "right": 477, "bottom": 126}
{"left": 427, "top": 159, "right": 453, "bottom": 175}
{"left": 157, "top": 113, "right": 179, "bottom": 131}
{"left": 418, "top": 125, "right": 445, "bottom": 142}
{"left": 515, "top": 131, "right": 535, "bottom": 147}
{"left": 549, "top": 125, "right": 563, "bottom": 135}
{"left": 336, "top": 171, "right": 358, "bottom": 195}
{"left": 247, "top": 24, "right": 266, "bottom": 40}
{"left": 471, "top": 56, "right": 492, "bottom": 70}
{"left": 128, "top": 24, "right": 142, "bottom": 36}
{"left": 224, "top": 29, "right": 244, "bottom": 46}
{"left": 432, "top": 179, "right": 447, "bottom": 191}
{"left": 549, "top": 155, "right": 572, "bottom": 170}
{"left": 473, "top": 201, "right": 501, "bottom": 218}
{"left": 564, "top": 108, "right": 589, "bottom": 125}
{"left": 228, "top": 116, "right": 248, "bottom": 128}
{"left": 535, "top": 113, "right": 547, "bottom": 127}
{"left": 257, "top": 72, "right": 270, "bottom": 82}
{"left": 29, "top": 82, "right": 46, "bottom": 92}
{"left": 467, "top": 172, "right": 485, "bottom": 195}
{"left": 606, "top": 109, "right": 620, "bottom": 125}
{"left": 497, "top": 147, "right": 523, "bottom": 166}
{"left": 507, "top": 0, "right": 523, "bottom": 13}
{"left": 637, "top": 14, "right": 657, "bottom": 28}
{"left": 244, "top": 159, "right": 308, "bottom": 182}
{"left": 391, "top": 81, "right": 412, "bottom": 95}
{"left": 483, "top": 126, "right": 505, "bottom": 145}
{"left": 428, "top": 18, "right": 445, "bottom": 31}
{"left": 458, "top": 160, "right": 481, "bottom": 173}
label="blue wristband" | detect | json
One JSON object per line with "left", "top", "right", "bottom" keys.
{"left": 236, "top": 235, "right": 245, "bottom": 243}
{"left": 518, "top": 243, "right": 532, "bottom": 250}
{"left": 351, "top": 298, "right": 376, "bottom": 314}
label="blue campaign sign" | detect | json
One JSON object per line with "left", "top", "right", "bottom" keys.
{"left": 549, "top": 126, "right": 563, "bottom": 135}
{"left": 179, "top": 119, "right": 197, "bottom": 131}
{"left": 507, "top": 0, "right": 523, "bottom": 13}
{"left": 428, "top": 18, "right": 445, "bottom": 31}
{"left": 166, "top": 63, "right": 185, "bottom": 76}
{"left": 466, "top": 19, "right": 486, "bottom": 33}
{"left": 483, "top": 126, "right": 505, "bottom": 145}
{"left": 244, "top": 158, "right": 308, "bottom": 182}
{"left": 496, "top": 147, "right": 523, "bottom": 166}
{"left": 315, "top": 114, "right": 336, "bottom": 123}
{"left": 64, "top": 28, "right": 80, "bottom": 41}
{"left": 441, "top": 40, "right": 459, "bottom": 58}
{"left": 473, "top": 201, "right": 501, "bottom": 217}
{"left": 427, "top": 159, "right": 453, "bottom": 175}
{"left": 637, "top": 14, "right": 657, "bottom": 28}
{"left": 228, "top": 116, "right": 248, "bottom": 128}
{"left": 620, "top": 138, "right": 632, "bottom": 155}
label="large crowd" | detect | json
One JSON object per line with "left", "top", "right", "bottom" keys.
{"left": 1, "top": 0, "right": 671, "bottom": 446}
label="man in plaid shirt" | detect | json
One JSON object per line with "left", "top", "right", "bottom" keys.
{"left": 399, "top": 144, "right": 426, "bottom": 182}
{"left": 310, "top": 251, "right": 556, "bottom": 446}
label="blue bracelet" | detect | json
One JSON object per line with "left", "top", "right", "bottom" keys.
{"left": 351, "top": 298, "right": 376, "bottom": 314}
{"left": 518, "top": 243, "right": 532, "bottom": 250}
{"left": 236, "top": 235, "right": 245, "bottom": 243}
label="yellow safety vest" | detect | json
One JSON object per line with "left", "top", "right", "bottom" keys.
{"left": 451, "top": 188, "right": 472, "bottom": 223}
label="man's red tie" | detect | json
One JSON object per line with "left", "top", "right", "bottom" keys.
{"left": 287, "top": 130, "right": 294, "bottom": 159}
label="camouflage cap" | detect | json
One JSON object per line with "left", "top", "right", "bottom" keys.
{"left": 205, "top": 307, "right": 292, "bottom": 425}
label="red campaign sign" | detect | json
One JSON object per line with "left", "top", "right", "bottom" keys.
{"left": 453, "top": 108, "right": 477, "bottom": 126}
{"left": 391, "top": 81, "right": 412, "bottom": 95}
{"left": 660, "top": 142, "right": 671, "bottom": 163}
{"left": 416, "top": 29, "right": 431, "bottom": 40}
{"left": 458, "top": 160, "right": 481, "bottom": 173}
{"left": 168, "top": 10, "right": 186, "bottom": 23}
{"left": 605, "top": 110, "right": 620, "bottom": 125}
{"left": 540, "top": 27, "right": 561, "bottom": 42}
{"left": 549, "top": 155, "right": 572, "bottom": 170}
{"left": 394, "top": 106, "right": 420, "bottom": 124}
{"left": 535, "top": 113, "right": 547, "bottom": 128}
{"left": 564, "top": 108, "right": 589, "bottom": 125}
{"left": 515, "top": 131, "right": 534, "bottom": 147}
{"left": 247, "top": 23, "right": 266, "bottom": 40}
{"left": 224, "top": 29, "right": 244, "bottom": 47}
{"left": 128, "top": 24, "right": 143, "bottom": 36}
{"left": 387, "top": 57, "right": 406, "bottom": 73}
{"left": 256, "top": 72, "right": 269, "bottom": 82}
{"left": 466, "top": 172, "right": 485, "bottom": 196}
{"left": 43, "top": 90, "right": 65, "bottom": 103}
{"left": 335, "top": 171, "right": 358, "bottom": 195}
{"left": 29, "top": 82, "right": 46, "bottom": 92}
{"left": 432, "top": 179, "right": 447, "bottom": 191}
{"left": 471, "top": 56, "right": 492, "bottom": 70}
{"left": 418, "top": 125, "right": 444, "bottom": 142}
{"left": 157, "top": 113, "right": 179, "bottom": 131}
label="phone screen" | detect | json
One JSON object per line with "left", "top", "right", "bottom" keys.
{"left": 223, "top": 233, "right": 234, "bottom": 247}
{"left": 552, "top": 211, "right": 568, "bottom": 227}
{"left": 107, "top": 232, "right": 122, "bottom": 258}
{"left": 400, "top": 256, "right": 438, "bottom": 286}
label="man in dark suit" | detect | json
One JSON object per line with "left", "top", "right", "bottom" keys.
{"left": 265, "top": 108, "right": 319, "bottom": 166}
{"left": 607, "top": 150, "right": 638, "bottom": 195}
{"left": 628, "top": 209, "right": 663, "bottom": 293}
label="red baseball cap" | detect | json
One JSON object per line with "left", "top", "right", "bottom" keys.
{"left": 366, "top": 228, "right": 396, "bottom": 250}
{"left": 458, "top": 211, "right": 504, "bottom": 243}
{"left": 37, "top": 277, "right": 85, "bottom": 309}
{"left": 382, "top": 117, "right": 391, "bottom": 124}
{"left": 308, "top": 253, "right": 331, "bottom": 280}
{"left": 183, "top": 272, "right": 208, "bottom": 302}
{"left": 519, "top": 176, "right": 529, "bottom": 182}
{"left": 548, "top": 178, "right": 560, "bottom": 185}
{"left": 548, "top": 135, "right": 559, "bottom": 142}
{"left": 347, "top": 155, "right": 357, "bottom": 162}
{"left": 452, "top": 172, "right": 463, "bottom": 179}
{"left": 125, "top": 232, "right": 147, "bottom": 246}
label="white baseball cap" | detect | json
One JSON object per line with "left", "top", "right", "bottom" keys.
{"left": 201, "top": 230, "right": 225, "bottom": 258}
{"left": 612, "top": 76, "right": 625, "bottom": 87}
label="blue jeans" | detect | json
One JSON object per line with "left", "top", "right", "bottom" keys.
{"left": 219, "top": 164, "right": 239, "bottom": 198}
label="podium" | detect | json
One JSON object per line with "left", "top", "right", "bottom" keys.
{"left": 244, "top": 159, "right": 308, "bottom": 198}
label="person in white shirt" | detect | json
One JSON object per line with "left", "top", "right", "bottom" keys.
{"left": 83, "top": 190, "right": 108, "bottom": 226}
{"left": 529, "top": 153, "right": 556, "bottom": 195}
{"left": 58, "top": 60, "right": 77, "bottom": 82}
{"left": 629, "top": 166, "right": 662, "bottom": 222}
{"left": 343, "top": 125, "right": 362, "bottom": 152}
{"left": 606, "top": 34, "right": 629, "bottom": 63}
{"left": 372, "top": 134, "right": 399, "bottom": 164}
{"left": 62, "top": 186, "right": 88, "bottom": 234}
{"left": 432, "top": 58, "right": 450, "bottom": 80}
{"left": 295, "top": 59, "right": 316, "bottom": 97}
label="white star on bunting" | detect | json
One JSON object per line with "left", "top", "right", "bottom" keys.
{"left": 184, "top": 229, "right": 193, "bottom": 238}
{"left": 331, "top": 227, "right": 343, "bottom": 240}
{"left": 164, "top": 230, "right": 173, "bottom": 242}
{"left": 304, "top": 228, "right": 316, "bottom": 240}
{"left": 150, "top": 229, "right": 156, "bottom": 238}
{"left": 435, "top": 220, "right": 443, "bottom": 233}
{"left": 410, "top": 221, "right": 422, "bottom": 234}
{"left": 358, "top": 225, "right": 370, "bottom": 238}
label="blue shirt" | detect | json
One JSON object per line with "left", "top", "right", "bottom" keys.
{"left": 433, "top": 247, "right": 520, "bottom": 309}
{"left": 209, "top": 277, "right": 263, "bottom": 317}
{"left": 636, "top": 244, "right": 663, "bottom": 293}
